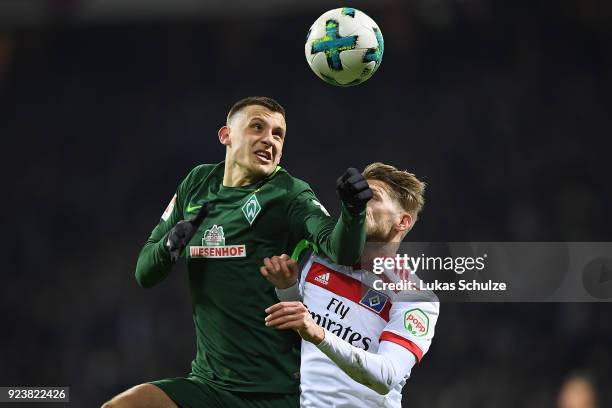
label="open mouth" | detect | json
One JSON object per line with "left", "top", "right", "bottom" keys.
{"left": 254, "top": 150, "right": 272, "bottom": 163}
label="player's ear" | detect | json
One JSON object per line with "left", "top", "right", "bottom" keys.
{"left": 396, "top": 212, "right": 413, "bottom": 233}
{"left": 218, "top": 126, "right": 231, "bottom": 146}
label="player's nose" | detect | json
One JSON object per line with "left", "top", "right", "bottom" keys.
{"left": 260, "top": 132, "right": 274, "bottom": 147}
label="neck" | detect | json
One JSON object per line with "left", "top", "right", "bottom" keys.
{"left": 223, "top": 160, "right": 260, "bottom": 187}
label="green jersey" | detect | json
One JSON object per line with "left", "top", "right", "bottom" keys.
{"left": 135, "top": 162, "right": 366, "bottom": 394}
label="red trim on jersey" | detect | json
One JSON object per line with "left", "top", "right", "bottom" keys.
{"left": 379, "top": 331, "right": 423, "bottom": 363}
{"left": 305, "top": 262, "right": 391, "bottom": 321}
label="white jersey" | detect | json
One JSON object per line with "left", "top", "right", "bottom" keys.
{"left": 297, "top": 253, "right": 439, "bottom": 408}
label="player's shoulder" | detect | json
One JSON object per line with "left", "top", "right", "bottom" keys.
{"left": 186, "top": 162, "right": 222, "bottom": 179}
{"left": 268, "top": 166, "right": 312, "bottom": 195}
{"left": 183, "top": 162, "right": 223, "bottom": 186}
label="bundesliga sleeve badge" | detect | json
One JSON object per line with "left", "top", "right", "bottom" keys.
{"left": 161, "top": 194, "right": 177, "bottom": 221}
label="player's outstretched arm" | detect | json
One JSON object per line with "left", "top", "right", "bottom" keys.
{"left": 288, "top": 168, "right": 372, "bottom": 266}
{"left": 265, "top": 301, "right": 416, "bottom": 395}
{"left": 135, "top": 202, "right": 211, "bottom": 288}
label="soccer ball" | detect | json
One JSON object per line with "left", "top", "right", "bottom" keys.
{"left": 305, "top": 7, "right": 384, "bottom": 86}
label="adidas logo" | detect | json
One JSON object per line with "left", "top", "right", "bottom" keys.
{"left": 314, "top": 272, "right": 330, "bottom": 285}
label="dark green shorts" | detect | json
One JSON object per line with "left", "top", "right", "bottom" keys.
{"left": 150, "top": 376, "right": 299, "bottom": 408}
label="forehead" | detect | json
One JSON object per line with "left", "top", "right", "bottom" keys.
{"left": 240, "top": 105, "right": 286, "bottom": 128}
{"left": 367, "top": 179, "right": 392, "bottom": 196}
{"left": 368, "top": 179, "right": 402, "bottom": 211}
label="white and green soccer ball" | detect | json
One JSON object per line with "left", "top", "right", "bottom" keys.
{"left": 305, "top": 7, "right": 384, "bottom": 86}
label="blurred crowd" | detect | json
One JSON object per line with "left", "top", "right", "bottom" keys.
{"left": 1, "top": 1, "right": 611, "bottom": 406}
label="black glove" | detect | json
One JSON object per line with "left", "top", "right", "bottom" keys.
{"left": 336, "top": 168, "right": 372, "bottom": 215}
{"left": 166, "top": 202, "right": 212, "bottom": 263}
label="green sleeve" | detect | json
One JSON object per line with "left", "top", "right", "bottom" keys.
{"left": 287, "top": 190, "right": 366, "bottom": 266}
{"left": 134, "top": 166, "right": 202, "bottom": 288}
{"left": 134, "top": 218, "right": 176, "bottom": 288}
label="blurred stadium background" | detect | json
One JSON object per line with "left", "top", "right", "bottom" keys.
{"left": 1, "top": 0, "right": 611, "bottom": 406}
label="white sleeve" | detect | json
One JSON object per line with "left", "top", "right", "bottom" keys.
{"left": 316, "top": 329, "right": 417, "bottom": 395}
{"left": 274, "top": 282, "right": 301, "bottom": 301}
{"left": 380, "top": 300, "right": 439, "bottom": 363}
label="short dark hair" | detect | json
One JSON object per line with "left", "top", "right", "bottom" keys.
{"left": 227, "top": 96, "right": 286, "bottom": 122}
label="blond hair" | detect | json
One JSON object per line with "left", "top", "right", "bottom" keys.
{"left": 362, "top": 162, "right": 426, "bottom": 218}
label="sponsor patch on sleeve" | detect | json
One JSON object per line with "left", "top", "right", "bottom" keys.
{"left": 161, "top": 194, "right": 177, "bottom": 221}
{"left": 404, "top": 308, "right": 429, "bottom": 337}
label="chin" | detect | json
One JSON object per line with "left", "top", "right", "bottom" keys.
{"left": 366, "top": 228, "right": 391, "bottom": 243}
{"left": 366, "top": 231, "right": 381, "bottom": 242}
{"left": 258, "top": 164, "right": 276, "bottom": 176}
{"left": 247, "top": 161, "right": 273, "bottom": 176}
{"left": 260, "top": 161, "right": 279, "bottom": 175}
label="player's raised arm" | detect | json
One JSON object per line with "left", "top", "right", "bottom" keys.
{"left": 287, "top": 168, "right": 372, "bottom": 266}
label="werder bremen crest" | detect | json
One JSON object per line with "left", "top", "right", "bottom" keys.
{"left": 203, "top": 225, "right": 225, "bottom": 246}
{"left": 242, "top": 194, "right": 261, "bottom": 225}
